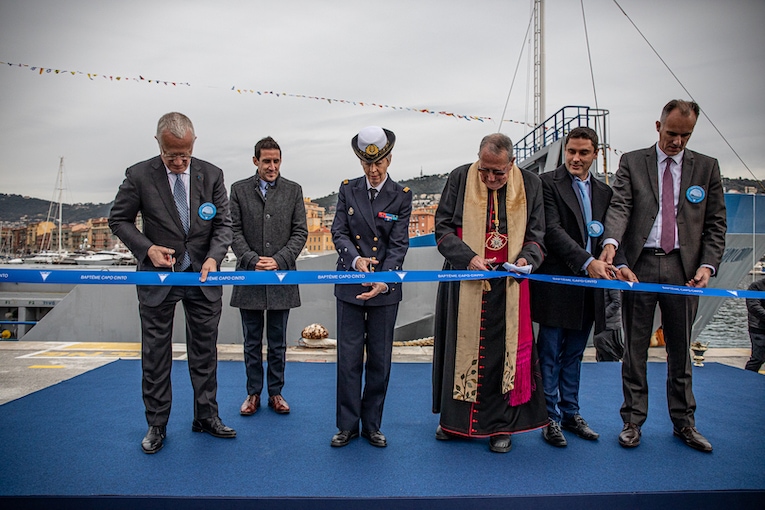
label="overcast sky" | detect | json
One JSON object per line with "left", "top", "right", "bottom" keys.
{"left": 1, "top": 0, "right": 763, "bottom": 206}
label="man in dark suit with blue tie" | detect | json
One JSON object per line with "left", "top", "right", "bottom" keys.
{"left": 531, "top": 127, "right": 616, "bottom": 448}
{"left": 330, "top": 126, "right": 412, "bottom": 448}
{"left": 109, "top": 112, "right": 236, "bottom": 454}
{"left": 600, "top": 100, "right": 727, "bottom": 452}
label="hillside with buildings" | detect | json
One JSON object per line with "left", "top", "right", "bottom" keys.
{"left": 2, "top": 173, "right": 761, "bottom": 259}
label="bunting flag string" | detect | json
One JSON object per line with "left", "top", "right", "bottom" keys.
{"left": 1, "top": 59, "right": 536, "bottom": 125}
{"left": 230, "top": 86, "right": 537, "bottom": 127}
{"left": 1, "top": 58, "right": 626, "bottom": 148}
{"left": 1, "top": 60, "right": 190, "bottom": 86}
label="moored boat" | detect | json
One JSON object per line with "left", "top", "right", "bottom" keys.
{"left": 74, "top": 253, "right": 117, "bottom": 266}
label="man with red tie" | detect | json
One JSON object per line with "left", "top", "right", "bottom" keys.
{"left": 600, "top": 100, "right": 727, "bottom": 452}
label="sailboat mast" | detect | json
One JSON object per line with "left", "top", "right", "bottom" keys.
{"left": 57, "top": 157, "right": 64, "bottom": 254}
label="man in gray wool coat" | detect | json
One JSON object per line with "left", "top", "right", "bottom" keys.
{"left": 229, "top": 136, "right": 308, "bottom": 416}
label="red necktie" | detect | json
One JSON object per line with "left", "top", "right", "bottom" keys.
{"left": 660, "top": 158, "right": 676, "bottom": 253}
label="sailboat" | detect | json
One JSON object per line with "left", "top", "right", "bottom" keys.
{"left": 26, "top": 157, "right": 74, "bottom": 264}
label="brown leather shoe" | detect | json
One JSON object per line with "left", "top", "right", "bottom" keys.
{"left": 240, "top": 394, "right": 260, "bottom": 416}
{"left": 674, "top": 426, "right": 712, "bottom": 452}
{"left": 618, "top": 422, "right": 641, "bottom": 448}
{"left": 268, "top": 394, "right": 290, "bottom": 414}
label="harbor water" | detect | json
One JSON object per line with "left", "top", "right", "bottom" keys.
{"left": 696, "top": 273, "right": 758, "bottom": 348}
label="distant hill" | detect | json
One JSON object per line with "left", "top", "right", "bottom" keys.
{"left": 0, "top": 194, "right": 113, "bottom": 225}
{"left": 312, "top": 173, "right": 449, "bottom": 210}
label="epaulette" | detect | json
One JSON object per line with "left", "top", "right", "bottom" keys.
{"left": 342, "top": 179, "right": 349, "bottom": 185}
{"left": 403, "top": 187, "right": 410, "bottom": 193}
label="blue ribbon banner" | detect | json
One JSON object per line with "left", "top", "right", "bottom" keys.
{"left": 0, "top": 268, "right": 762, "bottom": 299}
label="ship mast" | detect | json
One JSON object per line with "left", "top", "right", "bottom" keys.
{"left": 533, "top": 0, "right": 545, "bottom": 127}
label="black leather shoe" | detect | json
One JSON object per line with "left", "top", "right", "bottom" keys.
{"left": 489, "top": 434, "right": 512, "bottom": 453}
{"left": 618, "top": 422, "right": 641, "bottom": 448}
{"left": 331, "top": 430, "right": 359, "bottom": 447}
{"left": 141, "top": 425, "right": 166, "bottom": 454}
{"left": 191, "top": 416, "right": 237, "bottom": 438}
{"left": 562, "top": 415, "right": 600, "bottom": 440}
{"left": 542, "top": 421, "right": 568, "bottom": 447}
{"left": 435, "top": 425, "right": 452, "bottom": 441}
{"left": 361, "top": 429, "right": 387, "bottom": 447}
{"left": 674, "top": 426, "right": 712, "bottom": 453}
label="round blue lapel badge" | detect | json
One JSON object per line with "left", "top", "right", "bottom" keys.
{"left": 198, "top": 202, "right": 217, "bottom": 220}
{"left": 686, "top": 185, "right": 705, "bottom": 204}
{"left": 587, "top": 220, "right": 604, "bottom": 238}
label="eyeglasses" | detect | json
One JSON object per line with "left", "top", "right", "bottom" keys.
{"left": 161, "top": 152, "right": 192, "bottom": 163}
{"left": 477, "top": 167, "right": 508, "bottom": 177}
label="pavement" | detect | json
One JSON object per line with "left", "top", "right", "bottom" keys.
{"left": 0, "top": 340, "right": 757, "bottom": 406}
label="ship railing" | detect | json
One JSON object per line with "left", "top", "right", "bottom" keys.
{"left": 514, "top": 105, "right": 609, "bottom": 163}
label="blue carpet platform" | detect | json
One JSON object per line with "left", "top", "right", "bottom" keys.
{"left": 1, "top": 360, "right": 763, "bottom": 509}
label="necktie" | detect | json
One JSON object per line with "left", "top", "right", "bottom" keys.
{"left": 575, "top": 179, "right": 592, "bottom": 253}
{"left": 261, "top": 182, "right": 268, "bottom": 199}
{"left": 660, "top": 158, "right": 676, "bottom": 254}
{"left": 173, "top": 174, "right": 191, "bottom": 271}
{"left": 369, "top": 188, "right": 378, "bottom": 202}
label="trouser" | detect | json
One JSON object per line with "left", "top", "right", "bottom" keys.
{"left": 241, "top": 308, "right": 290, "bottom": 396}
{"left": 537, "top": 323, "right": 593, "bottom": 422}
{"left": 140, "top": 286, "right": 221, "bottom": 426}
{"left": 745, "top": 328, "right": 765, "bottom": 372}
{"left": 620, "top": 250, "right": 697, "bottom": 429}
{"left": 335, "top": 300, "right": 397, "bottom": 432}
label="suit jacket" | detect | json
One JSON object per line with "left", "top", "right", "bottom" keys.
{"left": 331, "top": 175, "right": 412, "bottom": 306}
{"left": 531, "top": 165, "right": 613, "bottom": 330}
{"left": 109, "top": 155, "right": 233, "bottom": 307}
{"left": 603, "top": 145, "right": 726, "bottom": 280}
{"left": 229, "top": 174, "right": 308, "bottom": 310}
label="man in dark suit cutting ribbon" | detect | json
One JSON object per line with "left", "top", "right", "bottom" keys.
{"left": 531, "top": 127, "right": 617, "bottom": 448}
{"left": 600, "top": 100, "right": 726, "bottom": 452}
{"left": 109, "top": 112, "right": 235, "bottom": 454}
